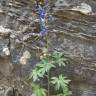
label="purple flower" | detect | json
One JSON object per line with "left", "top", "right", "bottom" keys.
{"left": 40, "top": 28, "right": 47, "bottom": 36}
{"left": 35, "top": 3, "right": 50, "bottom": 35}
{"left": 40, "top": 11, "right": 45, "bottom": 18}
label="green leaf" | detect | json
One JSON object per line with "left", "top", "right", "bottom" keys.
{"left": 29, "top": 51, "right": 71, "bottom": 96}
{"left": 52, "top": 51, "right": 66, "bottom": 67}
{"left": 37, "top": 59, "right": 55, "bottom": 73}
{"left": 29, "top": 68, "right": 43, "bottom": 82}
{"left": 51, "top": 75, "right": 71, "bottom": 91}
{"left": 62, "top": 87, "right": 72, "bottom": 96}
{"left": 29, "top": 58, "right": 56, "bottom": 82}
{"left": 32, "top": 84, "right": 47, "bottom": 96}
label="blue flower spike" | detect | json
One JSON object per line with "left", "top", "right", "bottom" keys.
{"left": 35, "top": 1, "right": 52, "bottom": 36}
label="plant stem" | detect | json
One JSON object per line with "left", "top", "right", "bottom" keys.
{"left": 46, "top": 34, "right": 50, "bottom": 96}
{"left": 48, "top": 71, "right": 50, "bottom": 96}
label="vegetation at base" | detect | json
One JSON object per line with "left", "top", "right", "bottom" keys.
{"left": 29, "top": 51, "right": 72, "bottom": 96}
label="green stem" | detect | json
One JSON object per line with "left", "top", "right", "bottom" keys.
{"left": 46, "top": 34, "right": 50, "bottom": 96}
{"left": 48, "top": 71, "right": 50, "bottom": 96}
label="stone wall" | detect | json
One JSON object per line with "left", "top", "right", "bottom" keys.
{"left": 0, "top": 0, "right": 96, "bottom": 96}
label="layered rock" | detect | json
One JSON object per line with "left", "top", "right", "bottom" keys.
{"left": 0, "top": 0, "right": 96, "bottom": 96}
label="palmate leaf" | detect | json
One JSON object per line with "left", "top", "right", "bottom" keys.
{"left": 52, "top": 51, "right": 66, "bottom": 67}
{"left": 55, "top": 58, "right": 66, "bottom": 67}
{"left": 30, "top": 57, "right": 55, "bottom": 82}
{"left": 51, "top": 75, "right": 71, "bottom": 91}
{"left": 29, "top": 51, "right": 71, "bottom": 96}
{"left": 32, "top": 84, "right": 47, "bottom": 96}
{"left": 62, "top": 87, "right": 72, "bottom": 96}
{"left": 36, "top": 59, "right": 55, "bottom": 73}
{"left": 29, "top": 68, "right": 43, "bottom": 82}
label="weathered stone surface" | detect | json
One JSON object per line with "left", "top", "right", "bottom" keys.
{"left": 0, "top": 26, "right": 13, "bottom": 77}
{"left": 48, "top": 1, "right": 96, "bottom": 95}
{"left": 0, "top": 0, "right": 96, "bottom": 96}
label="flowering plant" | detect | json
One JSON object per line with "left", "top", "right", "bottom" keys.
{"left": 35, "top": 0, "right": 52, "bottom": 35}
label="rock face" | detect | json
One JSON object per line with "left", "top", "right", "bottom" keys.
{"left": 0, "top": 0, "right": 96, "bottom": 96}
{"left": 0, "top": 27, "right": 13, "bottom": 77}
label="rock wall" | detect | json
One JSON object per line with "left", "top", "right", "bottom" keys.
{"left": 0, "top": 0, "right": 96, "bottom": 96}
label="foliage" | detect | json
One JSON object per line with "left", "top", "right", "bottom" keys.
{"left": 29, "top": 51, "right": 71, "bottom": 96}
{"left": 51, "top": 75, "right": 70, "bottom": 91}
{"left": 52, "top": 51, "right": 66, "bottom": 67}
{"left": 31, "top": 83, "right": 47, "bottom": 96}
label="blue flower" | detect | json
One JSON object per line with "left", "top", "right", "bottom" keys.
{"left": 35, "top": 4, "right": 39, "bottom": 9}
{"left": 35, "top": 5, "right": 42, "bottom": 13}
{"left": 35, "top": 5, "right": 40, "bottom": 11}
{"left": 40, "top": 11, "right": 45, "bottom": 18}
{"left": 39, "top": 18, "right": 47, "bottom": 34}
{"left": 40, "top": 28, "right": 47, "bottom": 35}
{"left": 35, "top": 3, "right": 49, "bottom": 35}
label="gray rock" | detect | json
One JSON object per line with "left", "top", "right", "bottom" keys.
{"left": 71, "top": 3, "right": 92, "bottom": 14}
{"left": 55, "top": 0, "right": 69, "bottom": 7}
{"left": 0, "top": 0, "right": 96, "bottom": 96}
